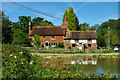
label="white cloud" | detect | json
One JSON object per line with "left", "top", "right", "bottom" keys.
{"left": 74, "top": 3, "right": 89, "bottom": 13}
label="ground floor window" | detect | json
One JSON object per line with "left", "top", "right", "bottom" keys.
{"left": 88, "top": 44, "right": 91, "bottom": 47}
{"left": 72, "top": 44, "right": 76, "bottom": 47}
{"left": 51, "top": 43, "right": 57, "bottom": 47}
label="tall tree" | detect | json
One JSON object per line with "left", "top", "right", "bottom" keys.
{"left": 18, "top": 16, "right": 31, "bottom": 33}
{"left": 97, "top": 19, "right": 120, "bottom": 48}
{"left": 62, "top": 7, "right": 78, "bottom": 31}
{"left": 62, "top": 9, "right": 67, "bottom": 22}
{"left": 2, "top": 12, "right": 12, "bottom": 43}
{"left": 67, "top": 7, "right": 76, "bottom": 31}
{"left": 11, "top": 23, "right": 32, "bottom": 47}
{"left": 75, "top": 16, "right": 80, "bottom": 31}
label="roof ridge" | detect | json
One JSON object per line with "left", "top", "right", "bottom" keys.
{"left": 32, "top": 26, "right": 61, "bottom": 28}
{"left": 70, "top": 31, "right": 96, "bottom": 32}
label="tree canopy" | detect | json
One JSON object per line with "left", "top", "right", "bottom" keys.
{"left": 2, "top": 12, "right": 54, "bottom": 47}
{"left": 62, "top": 7, "right": 79, "bottom": 31}
{"left": 2, "top": 12, "right": 12, "bottom": 43}
{"left": 32, "top": 17, "right": 54, "bottom": 26}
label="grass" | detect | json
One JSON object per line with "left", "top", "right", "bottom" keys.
{"left": 30, "top": 50, "right": 86, "bottom": 54}
{"left": 30, "top": 48, "right": 116, "bottom": 54}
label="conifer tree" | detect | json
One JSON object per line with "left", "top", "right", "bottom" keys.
{"left": 62, "top": 9, "right": 67, "bottom": 22}
{"left": 62, "top": 7, "right": 79, "bottom": 31}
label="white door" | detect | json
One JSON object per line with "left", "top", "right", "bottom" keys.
{"left": 79, "top": 43, "right": 82, "bottom": 50}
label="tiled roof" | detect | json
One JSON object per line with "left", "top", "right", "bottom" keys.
{"left": 65, "top": 31, "right": 97, "bottom": 39}
{"left": 29, "top": 26, "right": 66, "bottom": 36}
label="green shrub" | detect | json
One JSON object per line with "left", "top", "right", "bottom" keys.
{"left": 101, "top": 49, "right": 115, "bottom": 53}
{"left": 67, "top": 45, "right": 71, "bottom": 49}
{"left": 93, "top": 55, "right": 97, "bottom": 58}
{"left": 2, "top": 44, "right": 35, "bottom": 79}
{"left": 55, "top": 43, "right": 64, "bottom": 48}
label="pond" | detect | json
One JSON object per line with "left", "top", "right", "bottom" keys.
{"left": 38, "top": 55, "right": 119, "bottom": 76}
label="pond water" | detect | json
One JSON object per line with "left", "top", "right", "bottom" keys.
{"left": 39, "top": 56, "right": 120, "bottom": 76}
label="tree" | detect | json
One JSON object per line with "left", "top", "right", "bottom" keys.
{"left": 33, "top": 35, "right": 41, "bottom": 47}
{"left": 62, "top": 9, "right": 67, "bottom": 22}
{"left": 62, "top": 7, "right": 79, "bottom": 31}
{"left": 11, "top": 23, "right": 32, "bottom": 47}
{"left": 18, "top": 16, "right": 31, "bottom": 33}
{"left": 97, "top": 19, "right": 120, "bottom": 48}
{"left": 40, "top": 20, "right": 54, "bottom": 26}
{"left": 80, "top": 22, "right": 90, "bottom": 31}
{"left": 32, "top": 17, "right": 44, "bottom": 26}
{"left": 75, "top": 15, "right": 80, "bottom": 31}
{"left": 12, "top": 28, "right": 32, "bottom": 47}
{"left": 32, "top": 17, "right": 54, "bottom": 27}
{"left": 90, "top": 24, "right": 100, "bottom": 30}
{"left": 2, "top": 12, "right": 12, "bottom": 43}
{"left": 67, "top": 7, "right": 76, "bottom": 31}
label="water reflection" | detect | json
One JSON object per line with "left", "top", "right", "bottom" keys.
{"left": 71, "top": 57, "right": 97, "bottom": 65}
{"left": 39, "top": 56, "right": 119, "bottom": 75}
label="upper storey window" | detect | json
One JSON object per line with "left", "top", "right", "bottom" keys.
{"left": 51, "top": 36, "right": 55, "bottom": 40}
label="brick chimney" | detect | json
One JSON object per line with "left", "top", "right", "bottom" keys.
{"left": 61, "top": 16, "right": 69, "bottom": 31}
{"left": 29, "top": 22, "right": 32, "bottom": 33}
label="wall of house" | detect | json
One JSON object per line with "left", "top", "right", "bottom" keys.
{"left": 64, "top": 39, "right": 97, "bottom": 51}
{"left": 29, "top": 35, "right": 64, "bottom": 45}
{"left": 40, "top": 36, "right": 64, "bottom": 43}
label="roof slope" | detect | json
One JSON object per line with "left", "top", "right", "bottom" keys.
{"left": 29, "top": 26, "right": 66, "bottom": 36}
{"left": 65, "top": 31, "right": 97, "bottom": 39}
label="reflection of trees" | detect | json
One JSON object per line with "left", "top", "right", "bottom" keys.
{"left": 97, "top": 58, "right": 119, "bottom": 73}
{"left": 38, "top": 57, "right": 119, "bottom": 74}
{"left": 78, "top": 65, "right": 97, "bottom": 73}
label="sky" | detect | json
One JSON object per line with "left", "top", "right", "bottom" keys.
{"left": 2, "top": 2, "right": 118, "bottom": 26}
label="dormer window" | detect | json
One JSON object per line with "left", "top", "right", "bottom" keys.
{"left": 51, "top": 36, "right": 55, "bottom": 40}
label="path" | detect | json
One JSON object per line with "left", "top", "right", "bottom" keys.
{"left": 30, "top": 53, "right": 119, "bottom": 56}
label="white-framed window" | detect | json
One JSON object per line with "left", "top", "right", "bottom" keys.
{"left": 71, "top": 40, "right": 75, "bottom": 44}
{"left": 44, "top": 36, "right": 45, "bottom": 39}
{"left": 51, "top": 36, "right": 55, "bottom": 40}
{"left": 92, "top": 39, "right": 96, "bottom": 43}
{"left": 83, "top": 39, "right": 87, "bottom": 43}
{"left": 88, "top": 39, "right": 92, "bottom": 44}
{"left": 51, "top": 43, "right": 57, "bottom": 47}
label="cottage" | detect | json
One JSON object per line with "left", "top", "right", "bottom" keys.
{"left": 29, "top": 16, "right": 97, "bottom": 51}
{"left": 64, "top": 31, "right": 97, "bottom": 51}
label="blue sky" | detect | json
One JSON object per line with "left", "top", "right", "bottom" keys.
{"left": 2, "top": 2, "right": 118, "bottom": 26}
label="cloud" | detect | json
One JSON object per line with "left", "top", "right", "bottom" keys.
{"left": 74, "top": 2, "right": 89, "bottom": 13}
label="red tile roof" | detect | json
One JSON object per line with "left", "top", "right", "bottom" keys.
{"left": 29, "top": 26, "right": 66, "bottom": 36}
